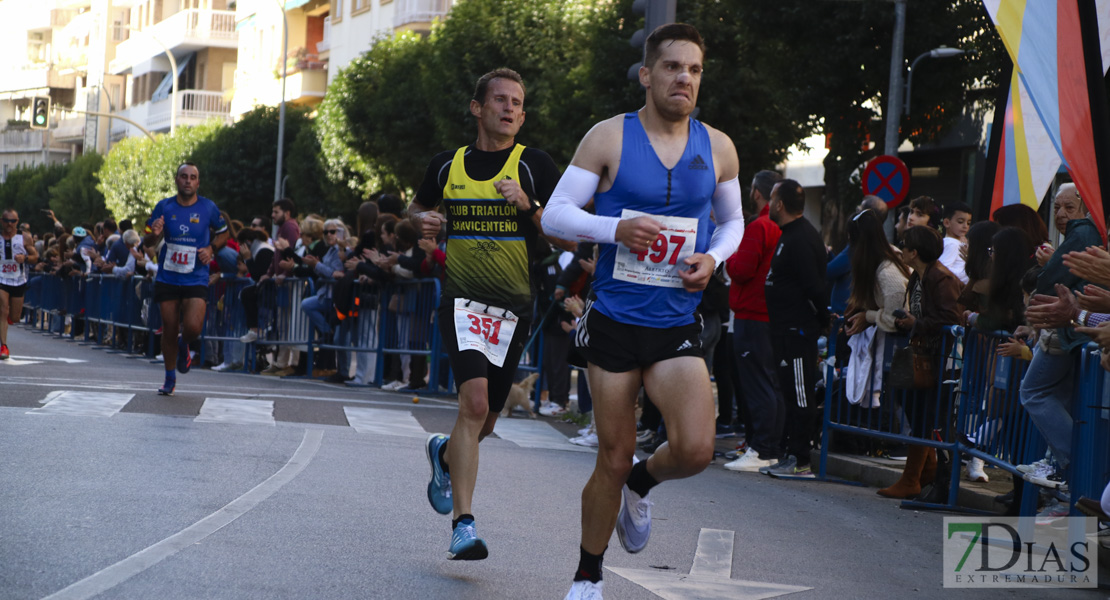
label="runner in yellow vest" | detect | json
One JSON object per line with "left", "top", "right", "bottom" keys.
{"left": 410, "top": 68, "right": 562, "bottom": 560}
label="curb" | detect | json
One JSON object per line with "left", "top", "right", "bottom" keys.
{"left": 823, "top": 453, "right": 1008, "bottom": 513}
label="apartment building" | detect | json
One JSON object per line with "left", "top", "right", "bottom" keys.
{"left": 0, "top": 0, "right": 450, "bottom": 182}
{"left": 108, "top": 0, "right": 239, "bottom": 140}
{"left": 229, "top": 0, "right": 451, "bottom": 118}
{"left": 0, "top": 0, "right": 110, "bottom": 180}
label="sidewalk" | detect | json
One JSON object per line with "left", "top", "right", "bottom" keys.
{"left": 712, "top": 435, "right": 1013, "bottom": 513}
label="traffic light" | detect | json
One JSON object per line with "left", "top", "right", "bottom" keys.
{"left": 627, "top": 0, "right": 677, "bottom": 80}
{"left": 30, "top": 96, "right": 50, "bottom": 130}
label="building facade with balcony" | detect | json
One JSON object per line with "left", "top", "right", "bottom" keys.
{"left": 0, "top": 0, "right": 107, "bottom": 180}
{"left": 107, "top": 0, "right": 238, "bottom": 140}
{"left": 229, "top": 0, "right": 451, "bottom": 119}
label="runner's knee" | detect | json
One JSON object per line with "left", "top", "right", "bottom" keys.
{"left": 668, "top": 435, "right": 714, "bottom": 473}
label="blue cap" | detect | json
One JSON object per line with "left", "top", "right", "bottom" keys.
{"left": 72, "top": 226, "right": 87, "bottom": 237}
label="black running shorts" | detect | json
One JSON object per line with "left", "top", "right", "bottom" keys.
{"left": 437, "top": 304, "right": 530, "bottom": 413}
{"left": 575, "top": 299, "right": 704, "bottom": 373}
{"left": 0, "top": 283, "right": 26, "bottom": 298}
{"left": 153, "top": 282, "right": 208, "bottom": 304}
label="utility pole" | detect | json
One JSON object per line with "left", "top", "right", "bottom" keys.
{"left": 883, "top": 0, "right": 906, "bottom": 156}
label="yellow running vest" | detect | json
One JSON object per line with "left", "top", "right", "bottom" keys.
{"left": 441, "top": 145, "right": 532, "bottom": 312}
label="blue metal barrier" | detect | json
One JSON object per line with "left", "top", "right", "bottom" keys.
{"left": 1069, "top": 344, "right": 1110, "bottom": 516}
{"left": 817, "top": 320, "right": 1052, "bottom": 515}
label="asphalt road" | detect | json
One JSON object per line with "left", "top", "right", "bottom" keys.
{"left": 0, "top": 324, "right": 1102, "bottom": 600}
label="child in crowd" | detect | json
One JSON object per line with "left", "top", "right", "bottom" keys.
{"left": 939, "top": 201, "right": 972, "bottom": 284}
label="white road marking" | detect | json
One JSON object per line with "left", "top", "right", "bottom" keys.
{"left": 196, "top": 398, "right": 275, "bottom": 426}
{"left": 493, "top": 419, "right": 596, "bottom": 453}
{"left": 1, "top": 359, "right": 43, "bottom": 366}
{"left": 0, "top": 376, "right": 458, "bottom": 410}
{"left": 343, "top": 407, "right": 427, "bottom": 438}
{"left": 28, "top": 391, "right": 134, "bottom": 417}
{"left": 606, "top": 527, "right": 812, "bottom": 600}
{"left": 690, "top": 529, "right": 735, "bottom": 578}
{"left": 42, "top": 428, "right": 323, "bottom": 600}
{"left": 11, "top": 355, "right": 87, "bottom": 364}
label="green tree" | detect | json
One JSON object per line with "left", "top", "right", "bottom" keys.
{"left": 49, "top": 152, "right": 109, "bottom": 228}
{"left": 733, "top": 0, "right": 1008, "bottom": 242}
{"left": 191, "top": 106, "right": 318, "bottom": 223}
{"left": 97, "top": 120, "right": 222, "bottom": 222}
{"left": 0, "top": 162, "right": 69, "bottom": 232}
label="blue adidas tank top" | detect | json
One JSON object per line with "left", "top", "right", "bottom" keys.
{"left": 592, "top": 113, "right": 716, "bottom": 328}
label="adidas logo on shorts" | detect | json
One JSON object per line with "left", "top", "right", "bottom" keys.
{"left": 675, "top": 340, "right": 693, "bottom": 352}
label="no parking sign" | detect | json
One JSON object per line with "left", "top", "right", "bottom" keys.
{"left": 862, "top": 156, "right": 910, "bottom": 207}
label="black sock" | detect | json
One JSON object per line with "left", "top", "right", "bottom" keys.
{"left": 438, "top": 441, "right": 450, "bottom": 474}
{"left": 452, "top": 514, "right": 474, "bottom": 530}
{"left": 626, "top": 460, "right": 658, "bottom": 498}
{"left": 573, "top": 545, "right": 605, "bottom": 583}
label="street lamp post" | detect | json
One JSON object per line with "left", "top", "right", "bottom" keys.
{"left": 882, "top": 0, "right": 907, "bottom": 156}
{"left": 903, "top": 47, "right": 967, "bottom": 115}
{"left": 116, "top": 24, "right": 178, "bottom": 134}
{"left": 274, "top": 1, "right": 288, "bottom": 204}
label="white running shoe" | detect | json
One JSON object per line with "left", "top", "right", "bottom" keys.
{"left": 1017, "top": 457, "right": 1051, "bottom": 474}
{"left": 564, "top": 580, "right": 604, "bottom": 600}
{"left": 539, "top": 402, "right": 567, "bottom": 417}
{"left": 570, "top": 432, "right": 599, "bottom": 447}
{"left": 239, "top": 330, "right": 259, "bottom": 344}
{"left": 615, "top": 457, "right": 652, "bottom": 554}
{"left": 967, "top": 457, "right": 989, "bottom": 482}
{"left": 723, "top": 448, "right": 776, "bottom": 473}
{"left": 381, "top": 380, "right": 407, "bottom": 391}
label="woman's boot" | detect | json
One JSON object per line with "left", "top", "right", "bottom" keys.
{"left": 878, "top": 445, "right": 930, "bottom": 498}
{"left": 918, "top": 448, "right": 937, "bottom": 487}
{"left": 916, "top": 449, "right": 953, "bottom": 504}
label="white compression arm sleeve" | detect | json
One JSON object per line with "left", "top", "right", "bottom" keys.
{"left": 541, "top": 165, "right": 619, "bottom": 243}
{"left": 706, "top": 176, "right": 746, "bottom": 267}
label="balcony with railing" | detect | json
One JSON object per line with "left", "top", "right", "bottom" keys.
{"left": 316, "top": 16, "right": 331, "bottom": 53}
{"left": 392, "top": 0, "right": 450, "bottom": 30}
{"left": 108, "top": 10, "right": 238, "bottom": 74}
{"left": 51, "top": 8, "right": 80, "bottom": 29}
{"left": 112, "top": 90, "right": 233, "bottom": 137}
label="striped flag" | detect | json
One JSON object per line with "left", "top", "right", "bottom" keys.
{"left": 989, "top": 70, "right": 1061, "bottom": 214}
{"left": 984, "top": 0, "right": 1110, "bottom": 242}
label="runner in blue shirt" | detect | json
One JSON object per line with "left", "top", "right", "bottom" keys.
{"left": 146, "top": 162, "right": 228, "bottom": 395}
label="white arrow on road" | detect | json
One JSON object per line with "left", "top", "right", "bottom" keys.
{"left": 607, "top": 528, "right": 812, "bottom": 600}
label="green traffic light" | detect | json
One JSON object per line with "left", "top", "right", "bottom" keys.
{"left": 34, "top": 115, "right": 45, "bottom": 125}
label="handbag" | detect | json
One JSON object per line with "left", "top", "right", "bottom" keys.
{"left": 890, "top": 336, "right": 937, "bottom": 390}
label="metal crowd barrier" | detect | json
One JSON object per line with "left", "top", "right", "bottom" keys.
{"left": 813, "top": 318, "right": 1110, "bottom": 517}
{"left": 20, "top": 272, "right": 550, "bottom": 399}
{"left": 815, "top": 320, "right": 1059, "bottom": 516}
{"left": 1069, "top": 344, "right": 1110, "bottom": 514}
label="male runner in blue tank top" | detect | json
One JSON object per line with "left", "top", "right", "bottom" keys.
{"left": 542, "top": 24, "right": 746, "bottom": 600}
{"left": 146, "top": 163, "right": 228, "bottom": 395}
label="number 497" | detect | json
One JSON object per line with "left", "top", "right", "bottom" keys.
{"left": 633, "top": 234, "right": 686, "bottom": 265}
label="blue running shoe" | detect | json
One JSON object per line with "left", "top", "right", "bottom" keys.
{"left": 426, "top": 434, "right": 452, "bottom": 515}
{"left": 158, "top": 377, "right": 175, "bottom": 396}
{"left": 447, "top": 520, "right": 488, "bottom": 560}
{"left": 176, "top": 336, "right": 192, "bottom": 374}
{"left": 615, "top": 483, "right": 653, "bottom": 553}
